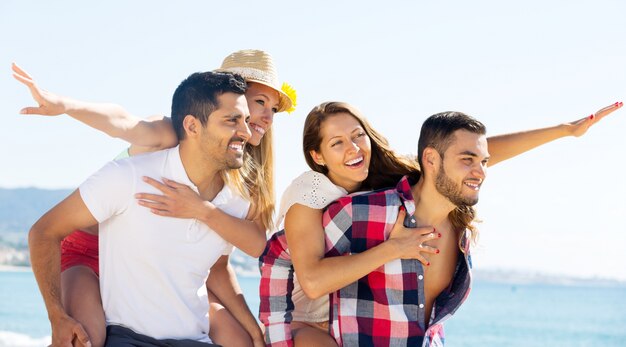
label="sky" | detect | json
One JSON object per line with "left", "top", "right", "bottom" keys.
{"left": 1, "top": 0, "right": 625, "bottom": 280}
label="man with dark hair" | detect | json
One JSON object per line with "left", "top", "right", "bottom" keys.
{"left": 29, "top": 71, "right": 259, "bottom": 346}
{"left": 324, "top": 111, "right": 489, "bottom": 346}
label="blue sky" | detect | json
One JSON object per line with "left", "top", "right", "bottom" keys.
{"left": 1, "top": 0, "right": 625, "bottom": 280}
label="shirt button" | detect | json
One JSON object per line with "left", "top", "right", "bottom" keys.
{"left": 418, "top": 275, "right": 424, "bottom": 280}
{"left": 419, "top": 304, "right": 424, "bottom": 309}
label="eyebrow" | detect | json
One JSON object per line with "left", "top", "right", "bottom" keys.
{"left": 256, "top": 93, "right": 280, "bottom": 107}
{"left": 326, "top": 127, "right": 364, "bottom": 141}
{"left": 458, "top": 150, "right": 490, "bottom": 160}
{"left": 223, "top": 113, "right": 244, "bottom": 119}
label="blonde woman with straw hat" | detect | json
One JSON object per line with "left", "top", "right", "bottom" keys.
{"left": 13, "top": 49, "right": 296, "bottom": 347}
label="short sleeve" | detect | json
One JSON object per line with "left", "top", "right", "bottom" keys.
{"left": 275, "top": 171, "right": 347, "bottom": 230}
{"left": 79, "top": 159, "right": 135, "bottom": 223}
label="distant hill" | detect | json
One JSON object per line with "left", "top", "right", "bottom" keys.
{"left": 0, "top": 187, "right": 72, "bottom": 247}
{"left": 1, "top": 188, "right": 624, "bottom": 286}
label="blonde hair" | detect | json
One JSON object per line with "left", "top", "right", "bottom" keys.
{"left": 224, "top": 126, "right": 275, "bottom": 232}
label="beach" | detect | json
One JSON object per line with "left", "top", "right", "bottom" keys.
{"left": 2, "top": 268, "right": 626, "bottom": 347}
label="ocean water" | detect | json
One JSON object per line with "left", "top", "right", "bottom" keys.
{"left": 1, "top": 270, "right": 625, "bottom": 347}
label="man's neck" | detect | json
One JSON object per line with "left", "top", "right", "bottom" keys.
{"left": 410, "top": 177, "right": 456, "bottom": 227}
{"left": 179, "top": 145, "right": 224, "bottom": 201}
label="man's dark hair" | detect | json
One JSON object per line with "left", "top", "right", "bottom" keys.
{"left": 417, "top": 111, "right": 486, "bottom": 166}
{"left": 171, "top": 71, "right": 247, "bottom": 140}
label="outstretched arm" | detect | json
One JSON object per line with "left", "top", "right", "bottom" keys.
{"left": 487, "top": 102, "right": 623, "bottom": 166}
{"left": 29, "top": 190, "right": 99, "bottom": 347}
{"left": 286, "top": 204, "right": 439, "bottom": 300}
{"left": 12, "top": 63, "right": 177, "bottom": 151}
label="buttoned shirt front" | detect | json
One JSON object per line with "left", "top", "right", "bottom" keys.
{"left": 260, "top": 174, "right": 472, "bottom": 347}
{"left": 324, "top": 175, "right": 472, "bottom": 347}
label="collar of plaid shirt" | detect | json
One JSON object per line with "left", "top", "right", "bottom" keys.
{"left": 323, "top": 174, "right": 473, "bottom": 347}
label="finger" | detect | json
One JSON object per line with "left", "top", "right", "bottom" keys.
{"left": 135, "top": 192, "right": 169, "bottom": 203}
{"left": 19, "top": 107, "right": 47, "bottom": 115}
{"left": 11, "top": 62, "right": 35, "bottom": 80}
{"left": 12, "top": 71, "right": 34, "bottom": 86}
{"left": 162, "top": 177, "right": 188, "bottom": 189}
{"left": 416, "top": 227, "right": 438, "bottom": 236}
{"left": 417, "top": 244, "right": 440, "bottom": 255}
{"left": 394, "top": 207, "right": 406, "bottom": 227}
{"left": 73, "top": 324, "right": 92, "bottom": 347}
{"left": 414, "top": 253, "right": 431, "bottom": 266}
{"left": 149, "top": 208, "right": 173, "bottom": 217}
{"left": 595, "top": 101, "right": 623, "bottom": 120}
{"left": 137, "top": 199, "right": 169, "bottom": 210}
{"left": 142, "top": 176, "right": 172, "bottom": 193}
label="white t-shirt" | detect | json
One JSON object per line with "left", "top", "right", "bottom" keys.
{"left": 275, "top": 171, "right": 347, "bottom": 322}
{"left": 79, "top": 146, "right": 249, "bottom": 342}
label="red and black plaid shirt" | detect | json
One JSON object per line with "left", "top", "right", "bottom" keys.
{"left": 260, "top": 175, "right": 472, "bottom": 347}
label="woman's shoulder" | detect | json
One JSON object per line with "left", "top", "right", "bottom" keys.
{"left": 283, "top": 171, "right": 346, "bottom": 207}
{"left": 274, "top": 171, "right": 348, "bottom": 230}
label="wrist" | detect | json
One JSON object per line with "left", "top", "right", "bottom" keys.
{"left": 559, "top": 122, "right": 576, "bottom": 137}
{"left": 198, "top": 201, "right": 218, "bottom": 226}
{"left": 379, "top": 239, "right": 401, "bottom": 262}
{"left": 47, "top": 305, "right": 70, "bottom": 322}
{"left": 62, "top": 96, "right": 81, "bottom": 114}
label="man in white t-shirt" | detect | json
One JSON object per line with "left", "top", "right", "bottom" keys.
{"left": 29, "top": 71, "right": 256, "bottom": 346}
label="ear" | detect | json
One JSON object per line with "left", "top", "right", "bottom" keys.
{"left": 182, "top": 115, "right": 200, "bottom": 138}
{"left": 309, "top": 150, "right": 325, "bottom": 166}
{"left": 422, "top": 147, "right": 440, "bottom": 171}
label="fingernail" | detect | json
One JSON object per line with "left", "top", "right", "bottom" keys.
{"left": 438, "top": 233, "right": 442, "bottom": 238}
{"left": 426, "top": 262, "right": 431, "bottom": 266}
{"left": 435, "top": 249, "right": 440, "bottom": 254}
{"left": 589, "top": 114, "right": 595, "bottom": 120}
{"left": 19, "top": 109, "right": 26, "bottom": 114}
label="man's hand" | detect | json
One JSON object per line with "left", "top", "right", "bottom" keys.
{"left": 50, "top": 314, "right": 91, "bottom": 347}
{"left": 12, "top": 62, "right": 70, "bottom": 116}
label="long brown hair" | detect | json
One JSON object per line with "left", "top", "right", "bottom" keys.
{"left": 303, "top": 102, "right": 419, "bottom": 191}
{"left": 302, "top": 102, "right": 478, "bottom": 251}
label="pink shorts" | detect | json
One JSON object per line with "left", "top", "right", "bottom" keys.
{"left": 60, "top": 229, "right": 99, "bottom": 276}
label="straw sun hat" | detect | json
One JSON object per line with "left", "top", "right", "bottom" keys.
{"left": 215, "top": 49, "right": 296, "bottom": 113}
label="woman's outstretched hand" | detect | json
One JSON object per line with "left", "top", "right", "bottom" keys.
{"left": 568, "top": 101, "right": 623, "bottom": 137}
{"left": 12, "top": 62, "right": 70, "bottom": 116}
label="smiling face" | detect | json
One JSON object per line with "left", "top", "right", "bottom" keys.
{"left": 434, "top": 129, "right": 489, "bottom": 206}
{"left": 244, "top": 82, "right": 280, "bottom": 146}
{"left": 310, "top": 112, "right": 372, "bottom": 192}
{"left": 196, "top": 92, "right": 251, "bottom": 169}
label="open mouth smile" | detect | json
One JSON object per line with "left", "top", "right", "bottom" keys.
{"left": 249, "top": 123, "right": 266, "bottom": 136}
{"left": 345, "top": 156, "right": 364, "bottom": 168}
{"left": 463, "top": 180, "right": 482, "bottom": 191}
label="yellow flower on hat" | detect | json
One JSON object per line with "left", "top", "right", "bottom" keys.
{"left": 281, "top": 82, "right": 297, "bottom": 114}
